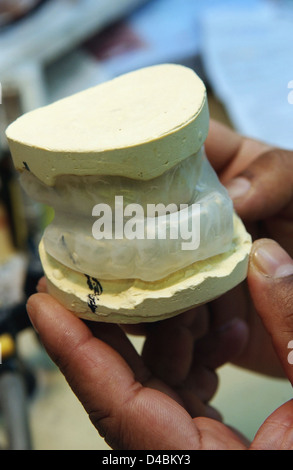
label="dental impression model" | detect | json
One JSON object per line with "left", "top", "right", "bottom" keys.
{"left": 6, "top": 64, "right": 251, "bottom": 323}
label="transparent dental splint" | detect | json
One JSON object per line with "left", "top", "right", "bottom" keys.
{"left": 20, "top": 149, "right": 234, "bottom": 282}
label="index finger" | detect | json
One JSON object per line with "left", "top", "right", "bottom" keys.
{"left": 26, "top": 293, "right": 202, "bottom": 450}
{"left": 205, "top": 120, "right": 243, "bottom": 172}
{"left": 205, "top": 119, "right": 272, "bottom": 181}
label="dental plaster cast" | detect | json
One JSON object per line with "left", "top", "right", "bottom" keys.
{"left": 6, "top": 64, "right": 251, "bottom": 323}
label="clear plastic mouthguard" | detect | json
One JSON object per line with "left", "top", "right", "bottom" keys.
{"left": 20, "top": 149, "right": 234, "bottom": 281}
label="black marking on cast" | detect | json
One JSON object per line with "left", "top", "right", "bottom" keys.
{"left": 61, "top": 234, "right": 77, "bottom": 265}
{"left": 85, "top": 274, "right": 103, "bottom": 313}
{"left": 23, "top": 161, "right": 30, "bottom": 171}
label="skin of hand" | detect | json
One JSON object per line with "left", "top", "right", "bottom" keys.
{"left": 204, "top": 120, "right": 293, "bottom": 376}
{"left": 27, "top": 240, "right": 293, "bottom": 450}
{"left": 122, "top": 119, "right": 293, "bottom": 391}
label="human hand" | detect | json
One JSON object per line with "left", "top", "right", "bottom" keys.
{"left": 26, "top": 239, "right": 293, "bottom": 449}
{"left": 122, "top": 120, "right": 293, "bottom": 381}
{"left": 206, "top": 119, "right": 293, "bottom": 256}
{"left": 202, "top": 120, "right": 293, "bottom": 376}
{"left": 127, "top": 121, "right": 293, "bottom": 388}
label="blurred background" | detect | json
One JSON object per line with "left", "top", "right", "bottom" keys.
{"left": 0, "top": 0, "right": 292, "bottom": 450}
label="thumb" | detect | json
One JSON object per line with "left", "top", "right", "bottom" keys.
{"left": 225, "top": 149, "right": 293, "bottom": 221}
{"left": 248, "top": 239, "right": 293, "bottom": 383}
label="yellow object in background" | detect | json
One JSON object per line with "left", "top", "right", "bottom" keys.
{"left": 0, "top": 202, "right": 14, "bottom": 263}
{"left": 0, "top": 333, "right": 15, "bottom": 361}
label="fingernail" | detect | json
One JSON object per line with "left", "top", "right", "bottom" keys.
{"left": 226, "top": 177, "right": 251, "bottom": 200}
{"left": 252, "top": 240, "right": 293, "bottom": 278}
